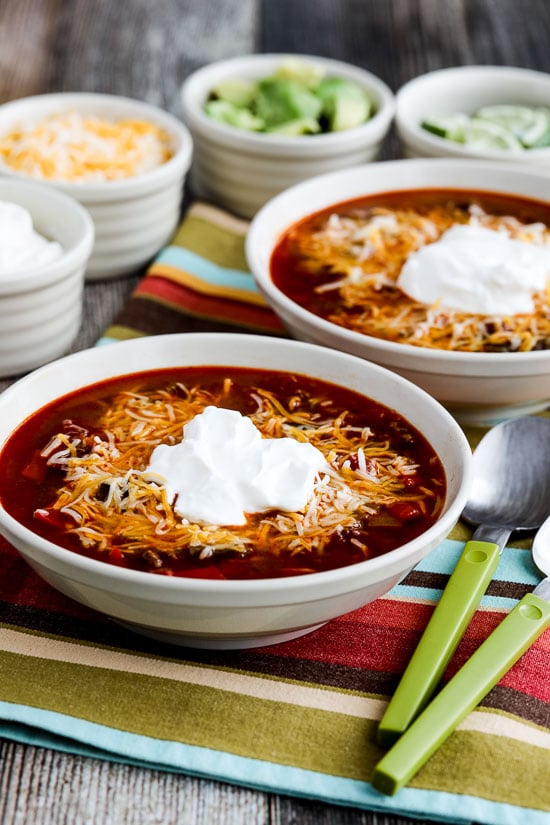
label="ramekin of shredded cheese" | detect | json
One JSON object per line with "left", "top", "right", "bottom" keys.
{"left": 0, "top": 112, "right": 174, "bottom": 183}
{"left": 0, "top": 93, "right": 193, "bottom": 279}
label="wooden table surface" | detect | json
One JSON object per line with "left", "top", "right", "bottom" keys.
{"left": 1, "top": 1, "right": 549, "bottom": 822}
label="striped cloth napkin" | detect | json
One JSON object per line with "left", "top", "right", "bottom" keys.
{"left": 1, "top": 202, "right": 548, "bottom": 825}
{"left": 99, "top": 202, "right": 286, "bottom": 344}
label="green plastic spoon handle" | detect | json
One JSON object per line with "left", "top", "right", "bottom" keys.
{"left": 377, "top": 540, "right": 501, "bottom": 747}
{"left": 372, "top": 590, "right": 550, "bottom": 796}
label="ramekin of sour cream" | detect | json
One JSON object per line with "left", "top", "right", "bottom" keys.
{"left": 0, "top": 178, "right": 94, "bottom": 378}
{"left": 0, "top": 201, "right": 63, "bottom": 276}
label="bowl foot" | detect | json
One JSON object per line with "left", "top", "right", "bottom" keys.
{"left": 446, "top": 399, "right": 550, "bottom": 428}
{"left": 114, "top": 619, "right": 328, "bottom": 649}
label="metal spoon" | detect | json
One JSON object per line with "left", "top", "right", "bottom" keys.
{"left": 371, "top": 511, "right": 550, "bottom": 796}
{"left": 377, "top": 416, "right": 550, "bottom": 748}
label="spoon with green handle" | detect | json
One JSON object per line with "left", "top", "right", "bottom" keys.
{"left": 377, "top": 415, "right": 550, "bottom": 748}
{"left": 371, "top": 514, "right": 550, "bottom": 795}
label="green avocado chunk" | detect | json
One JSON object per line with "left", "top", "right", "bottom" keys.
{"left": 209, "top": 79, "right": 257, "bottom": 108}
{"left": 204, "top": 99, "right": 265, "bottom": 131}
{"left": 203, "top": 58, "right": 375, "bottom": 135}
{"left": 317, "top": 76, "right": 372, "bottom": 131}
{"left": 272, "top": 56, "right": 325, "bottom": 89}
{"left": 265, "top": 116, "right": 321, "bottom": 135}
{"left": 254, "top": 78, "right": 323, "bottom": 129}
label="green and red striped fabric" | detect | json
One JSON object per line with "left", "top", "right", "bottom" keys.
{"left": 0, "top": 535, "right": 548, "bottom": 823}
{"left": 99, "top": 202, "right": 286, "bottom": 344}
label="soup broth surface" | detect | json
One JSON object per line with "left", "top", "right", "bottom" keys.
{"left": 270, "top": 189, "right": 550, "bottom": 353}
{"left": 0, "top": 367, "right": 446, "bottom": 579}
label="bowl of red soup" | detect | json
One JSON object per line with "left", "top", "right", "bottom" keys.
{"left": 246, "top": 158, "right": 550, "bottom": 426}
{"left": 0, "top": 333, "right": 470, "bottom": 648}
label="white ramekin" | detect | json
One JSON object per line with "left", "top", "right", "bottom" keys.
{"left": 0, "top": 178, "right": 94, "bottom": 377}
{"left": 395, "top": 65, "right": 550, "bottom": 164}
{"left": 180, "top": 53, "right": 394, "bottom": 219}
{"left": 0, "top": 93, "right": 193, "bottom": 280}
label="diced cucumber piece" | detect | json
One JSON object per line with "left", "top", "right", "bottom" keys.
{"left": 463, "top": 118, "right": 523, "bottom": 151}
{"left": 530, "top": 126, "right": 550, "bottom": 148}
{"left": 475, "top": 104, "right": 550, "bottom": 147}
{"left": 421, "top": 113, "right": 470, "bottom": 142}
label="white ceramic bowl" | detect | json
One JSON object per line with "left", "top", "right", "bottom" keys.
{"left": 0, "top": 333, "right": 470, "bottom": 649}
{"left": 0, "top": 178, "right": 94, "bottom": 377}
{"left": 0, "top": 93, "right": 193, "bottom": 280}
{"left": 396, "top": 65, "right": 550, "bottom": 163}
{"left": 246, "top": 158, "right": 550, "bottom": 427}
{"left": 180, "top": 53, "right": 395, "bottom": 218}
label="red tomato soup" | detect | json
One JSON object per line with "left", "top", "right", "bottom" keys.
{"left": 0, "top": 367, "right": 446, "bottom": 579}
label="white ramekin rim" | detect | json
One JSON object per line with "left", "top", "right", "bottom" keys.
{"left": 0, "top": 177, "right": 94, "bottom": 293}
{"left": 0, "top": 92, "right": 194, "bottom": 202}
{"left": 180, "top": 52, "right": 395, "bottom": 157}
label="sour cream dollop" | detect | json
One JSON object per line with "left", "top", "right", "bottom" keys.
{"left": 397, "top": 224, "right": 550, "bottom": 315}
{"left": 0, "top": 201, "right": 63, "bottom": 275}
{"left": 146, "top": 405, "right": 328, "bottom": 526}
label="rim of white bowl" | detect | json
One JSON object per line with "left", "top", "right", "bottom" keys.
{"left": 0, "top": 92, "right": 194, "bottom": 201}
{"left": 395, "top": 65, "right": 550, "bottom": 160}
{"left": 246, "top": 157, "right": 550, "bottom": 376}
{"left": 180, "top": 52, "right": 395, "bottom": 157}
{"left": 0, "top": 332, "right": 471, "bottom": 602}
{"left": 0, "top": 178, "right": 94, "bottom": 292}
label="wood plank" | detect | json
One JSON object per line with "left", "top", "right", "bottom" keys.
{"left": 0, "top": 741, "right": 270, "bottom": 824}
{"left": 0, "top": 0, "right": 62, "bottom": 101}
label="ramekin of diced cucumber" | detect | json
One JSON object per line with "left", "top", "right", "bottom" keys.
{"left": 422, "top": 105, "right": 550, "bottom": 151}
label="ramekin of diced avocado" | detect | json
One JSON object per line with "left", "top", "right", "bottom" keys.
{"left": 422, "top": 105, "right": 550, "bottom": 151}
{"left": 204, "top": 57, "right": 374, "bottom": 135}
{"left": 180, "top": 54, "right": 394, "bottom": 217}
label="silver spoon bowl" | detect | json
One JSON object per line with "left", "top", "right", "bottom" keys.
{"left": 463, "top": 415, "right": 550, "bottom": 537}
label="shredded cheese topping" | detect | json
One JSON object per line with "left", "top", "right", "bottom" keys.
{"left": 0, "top": 111, "right": 173, "bottom": 182}
{"left": 36, "top": 380, "right": 443, "bottom": 571}
{"left": 285, "top": 202, "right": 550, "bottom": 352}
